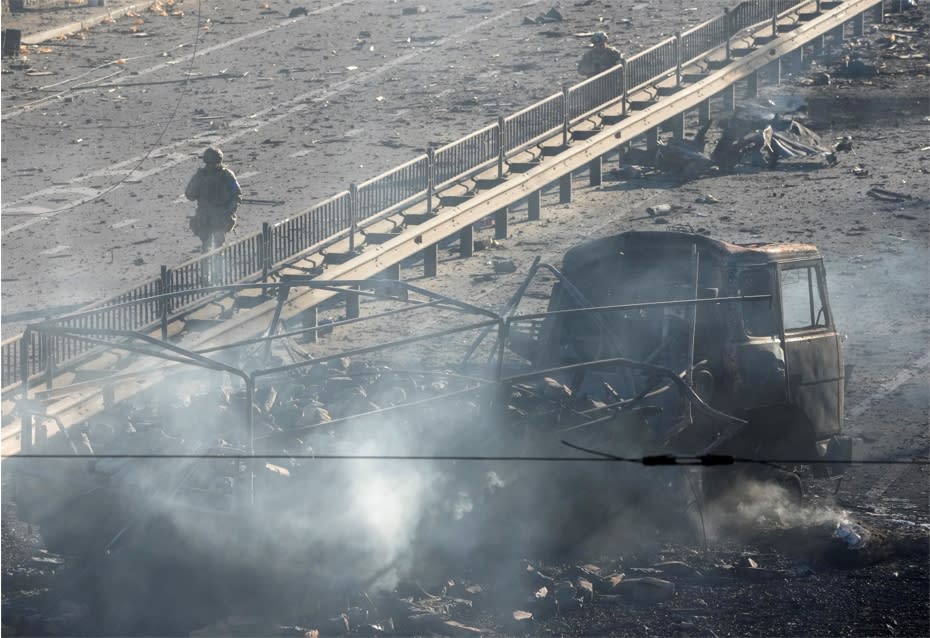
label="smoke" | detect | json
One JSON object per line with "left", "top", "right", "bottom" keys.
{"left": 703, "top": 478, "right": 849, "bottom": 541}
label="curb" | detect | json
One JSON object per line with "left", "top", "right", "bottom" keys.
{"left": 20, "top": 3, "right": 144, "bottom": 45}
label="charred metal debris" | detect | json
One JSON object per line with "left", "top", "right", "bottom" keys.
{"left": 21, "top": 232, "right": 859, "bottom": 511}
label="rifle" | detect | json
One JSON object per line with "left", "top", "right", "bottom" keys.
{"left": 240, "top": 198, "right": 285, "bottom": 206}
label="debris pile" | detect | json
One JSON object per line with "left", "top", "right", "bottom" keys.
{"left": 712, "top": 105, "right": 847, "bottom": 172}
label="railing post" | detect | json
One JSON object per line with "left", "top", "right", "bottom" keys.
{"left": 302, "top": 306, "right": 318, "bottom": 343}
{"left": 528, "top": 190, "right": 541, "bottom": 221}
{"left": 561, "top": 84, "right": 571, "bottom": 147}
{"left": 646, "top": 127, "right": 659, "bottom": 157}
{"left": 674, "top": 32, "right": 682, "bottom": 88}
{"left": 724, "top": 8, "right": 731, "bottom": 61}
{"left": 160, "top": 265, "right": 171, "bottom": 341}
{"left": 619, "top": 55, "right": 628, "bottom": 116}
{"left": 426, "top": 147, "right": 435, "bottom": 216}
{"left": 20, "top": 329, "right": 33, "bottom": 453}
{"left": 349, "top": 182, "right": 359, "bottom": 253}
{"left": 345, "top": 286, "right": 361, "bottom": 319}
{"left": 589, "top": 155, "right": 602, "bottom": 187}
{"left": 35, "top": 418, "right": 47, "bottom": 449}
{"left": 261, "top": 222, "right": 271, "bottom": 283}
{"left": 747, "top": 70, "right": 759, "bottom": 98}
{"left": 42, "top": 333, "right": 55, "bottom": 390}
{"left": 21, "top": 410, "right": 33, "bottom": 453}
{"left": 722, "top": 83, "right": 736, "bottom": 112}
{"left": 20, "top": 328, "right": 30, "bottom": 401}
{"left": 459, "top": 225, "right": 474, "bottom": 258}
{"left": 559, "top": 173, "right": 572, "bottom": 204}
{"left": 497, "top": 116, "right": 506, "bottom": 180}
{"left": 423, "top": 243, "right": 438, "bottom": 278}
{"left": 771, "top": 0, "right": 778, "bottom": 37}
{"left": 492, "top": 207, "right": 507, "bottom": 240}
{"left": 875, "top": 0, "right": 884, "bottom": 24}
{"left": 812, "top": 33, "right": 824, "bottom": 57}
{"left": 852, "top": 12, "right": 865, "bottom": 37}
{"left": 669, "top": 113, "right": 685, "bottom": 140}
{"left": 699, "top": 99, "right": 711, "bottom": 127}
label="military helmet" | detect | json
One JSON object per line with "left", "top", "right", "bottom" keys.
{"left": 591, "top": 31, "right": 608, "bottom": 44}
{"left": 202, "top": 147, "right": 223, "bottom": 165}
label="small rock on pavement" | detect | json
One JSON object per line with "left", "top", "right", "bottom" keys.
{"left": 492, "top": 258, "right": 517, "bottom": 274}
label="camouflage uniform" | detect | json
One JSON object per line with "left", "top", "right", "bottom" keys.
{"left": 578, "top": 42, "right": 622, "bottom": 78}
{"left": 185, "top": 149, "right": 242, "bottom": 252}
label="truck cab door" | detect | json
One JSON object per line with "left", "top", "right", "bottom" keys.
{"left": 777, "top": 260, "right": 844, "bottom": 438}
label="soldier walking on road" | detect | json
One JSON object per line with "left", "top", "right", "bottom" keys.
{"left": 185, "top": 147, "right": 242, "bottom": 253}
{"left": 577, "top": 32, "right": 622, "bottom": 78}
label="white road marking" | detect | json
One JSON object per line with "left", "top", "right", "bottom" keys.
{"left": 851, "top": 351, "right": 930, "bottom": 501}
{"left": 110, "top": 218, "right": 139, "bottom": 229}
{"left": 1, "top": 1, "right": 540, "bottom": 238}
{"left": 1, "top": 205, "right": 53, "bottom": 216}
{"left": 847, "top": 351, "right": 930, "bottom": 419}
{"left": 0, "top": 0, "right": 359, "bottom": 121}
{"left": 40, "top": 245, "right": 70, "bottom": 256}
{"left": 3, "top": 186, "right": 104, "bottom": 235}
{"left": 237, "top": 171, "right": 260, "bottom": 180}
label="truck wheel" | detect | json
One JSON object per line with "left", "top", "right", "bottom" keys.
{"left": 771, "top": 466, "right": 804, "bottom": 503}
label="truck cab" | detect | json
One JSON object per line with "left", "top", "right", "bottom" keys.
{"left": 527, "top": 230, "right": 849, "bottom": 471}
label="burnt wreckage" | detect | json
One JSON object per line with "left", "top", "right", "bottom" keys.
{"left": 17, "top": 231, "right": 855, "bottom": 584}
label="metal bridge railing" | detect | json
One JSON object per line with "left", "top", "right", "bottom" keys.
{"left": 270, "top": 191, "right": 353, "bottom": 267}
{"left": 625, "top": 36, "right": 678, "bottom": 94}
{"left": 681, "top": 13, "right": 732, "bottom": 67}
{"left": 433, "top": 124, "right": 500, "bottom": 189}
{"left": 568, "top": 65, "right": 624, "bottom": 124}
{"left": 2, "top": 0, "right": 847, "bottom": 394}
{"left": 502, "top": 92, "right": 563, "bottom": 156}
{"left": 357, "top": 155, "right": 429, "bottom": 220}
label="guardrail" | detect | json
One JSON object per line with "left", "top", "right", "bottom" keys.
{"left": 2, "top": 0, "right": 873, "bottom": 395}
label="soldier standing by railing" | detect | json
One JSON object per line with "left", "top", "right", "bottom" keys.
{"left": 185, "top": 147, "right": 242, "bottom": 254}
{"left": 577, "top": 32, "right": 622, "bottom": 78}
{"left": 185, "top": 147, "right": 242, "bottom": 286}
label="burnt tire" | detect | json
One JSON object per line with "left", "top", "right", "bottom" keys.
{"left": 771, "top": 466, "right": 804, "bottom": 503}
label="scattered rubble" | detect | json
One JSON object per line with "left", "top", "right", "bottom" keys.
{"left": 523, "top": 7, "right": 563, "bottom": 25}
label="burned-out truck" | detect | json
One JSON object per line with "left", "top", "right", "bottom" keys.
{"left": 506, "top": 230, "right": 854, "bottom": 496}
{"left": 8, "top": 230, "right": 859, "bottom": 615}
